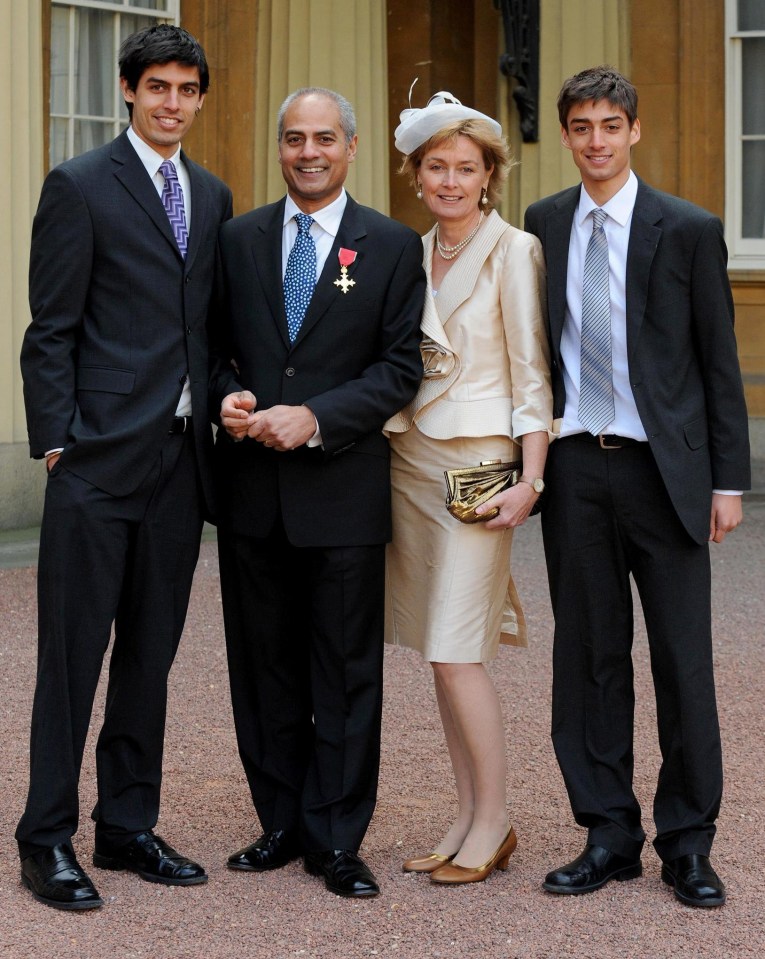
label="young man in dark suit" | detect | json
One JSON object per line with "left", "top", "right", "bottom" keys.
{"left": 211, "top": 87, "right": 425, "bottom": 898}
{"left": 18, "top": 24, "right": 232, "bottom": 910}
{"left": 524, "top": 66, "right": 750, "bottom": 908}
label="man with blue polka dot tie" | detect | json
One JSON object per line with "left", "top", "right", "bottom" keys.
{"left": 211, "top": 87, "right": 426, "bottom": 899}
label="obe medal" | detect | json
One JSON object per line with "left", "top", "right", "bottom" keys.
{"left": 334, "top": 247, "right": 357, "bottom": 294}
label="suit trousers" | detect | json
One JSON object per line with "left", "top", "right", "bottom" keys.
{"left": 541, "top": 435, "right": 722, "bottom": 862}
{"left": 16, "top": 431, "right": 203, "bottom": 858}
{"left": 218, "top": 522, "right": 385, "bottom": 853}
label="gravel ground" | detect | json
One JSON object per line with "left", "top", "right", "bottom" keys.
{"left": 0, "top": 502, "right": 763, "bottom": 959}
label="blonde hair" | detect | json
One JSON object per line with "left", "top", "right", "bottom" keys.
{"left": 399, "top": 118, "right": 514, "bottom": 208}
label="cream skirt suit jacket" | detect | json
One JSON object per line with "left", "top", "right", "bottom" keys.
{"left": 385, "top": 210, "right": 554, "bottom": 662}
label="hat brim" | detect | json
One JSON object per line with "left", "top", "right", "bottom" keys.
{"left": 394, "top": 103, "right": 502, "bottom": 154}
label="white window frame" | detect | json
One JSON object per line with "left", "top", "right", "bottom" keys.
{"left": 50, "top": 1, "right": 180, "bottom": 164}
{"left": 725, "top": 0, "right": 765, "bottom": 269}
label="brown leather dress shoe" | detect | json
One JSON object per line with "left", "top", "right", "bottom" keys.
{"left": 227, "top": 829, "right": 300, "bottom": 871}
{"left": 661, "top": 854, "right": 726, "bottom": 907}
{"left": 93, "top": 831, "right": 207, "bottom": 886}
{"left": 21, "top": 844, "right": 103, "bottom": 911}
{"left": 304, "top": 850, "right": 380, "bottom": 898}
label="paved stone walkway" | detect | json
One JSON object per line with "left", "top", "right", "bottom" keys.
{"left": 1, "top": 500, "right": 763, "bottom": 958}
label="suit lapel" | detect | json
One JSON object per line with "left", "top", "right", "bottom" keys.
{"left": 293, "top": 195, "right": 367, "bottom": 345}
{"left": 432, "top": 209, "right": 508, "bottom": 330}
{"left": 385, "top": 226, "right": 461, "bottom": 434}
{"left": 626, "top": 178, "right": 662, "bottom": 362}
{"left": 183, "top": 152, "right": 210, "bottom": 273}
{"left": 111, "top": 131, "right": 183, "bottom": 262}
{"left": 252, "top": 199, "right": 291, "bottom": 349}
{"left": 545, "top": 186, "right": 579, "bottom": 352}
{"left": 419, "top": 227, "right": 454, "bottom": 351}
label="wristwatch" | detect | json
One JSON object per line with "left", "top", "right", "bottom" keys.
{"left": 520, "top": 476, "right": 545, "bottom": 494}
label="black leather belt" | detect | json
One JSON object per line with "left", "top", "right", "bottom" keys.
{"left": 570, "top": 432, "right": 645, "bottom": 449}
{"left": 169, "top": 416, "right": 192, "bottom": 434}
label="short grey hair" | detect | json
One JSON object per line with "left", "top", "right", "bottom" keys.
{"left": 277, "top": 87, "right": 357, "bottom": 144}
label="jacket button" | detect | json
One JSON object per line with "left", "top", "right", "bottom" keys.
{"left": 285, "top": 367, "right": 295, "bottom": 377}
{"left": 186, "top": 326, "right": 192, "bottom": 334}
{"left": 179, "top": 375, "right": 186, "bottom": 384}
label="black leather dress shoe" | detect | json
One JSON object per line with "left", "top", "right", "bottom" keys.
{"left": 304, "top": 850, "right": 380, "bottom": 898}
{"left": 543, "top": 844, "right": 642, "bottom": 894}
{"left": 21, "top": 844, "right": 103, "bottom": 911}
{"left": 227, "top": 829, "right": 300, "bottom": 872}
{"left": 93, "top": 831, "right": 207, "bottom": 886}
{"left": 661, "top": 854, "right": 726, "bottom": 907}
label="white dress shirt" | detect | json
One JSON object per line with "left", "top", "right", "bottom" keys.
{"left": 281, "top": 190, "right": 348, "bottom": 278}
{"left": 560, "top": 171, "right": 645, "bottom": 440}
{"left": 560, "top": 171, "right": 739, "bottom": 495}
{"left": 281, "top": 190, "right": 349, "bottom": 446}
{"left": 127, "top": 126, "right": 192, "bottom": 417}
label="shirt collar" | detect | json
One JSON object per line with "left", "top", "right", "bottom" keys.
{"left": 577, "top": 170, "right": 638, "bottom": 228}
{"left": 127, "top": 126, "right": 182, "bottom": 178}
{"left": 283, "top": 189, "right": 348, "bottom": 236}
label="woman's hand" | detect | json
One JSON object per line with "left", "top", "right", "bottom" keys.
{"left": 477, "top": 481, "right": 539, "bottom": 529}
{"left": 476, "top": 429, "right": 548, "bottom": 529}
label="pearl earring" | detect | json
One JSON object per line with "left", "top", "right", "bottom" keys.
{"left": 481, "top": 187, "right": 489, "bottom": 206}
{"left": 416, "top": 183, "right": 423, "bottom": 200}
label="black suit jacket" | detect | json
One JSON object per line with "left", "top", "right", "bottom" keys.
{"left": 210, "top": 194, "right": 425, "bottom": 547}
{"left": 20, "top": 129, "right": 233, "bottom": 513}
{"left": 525, "top": 177, "right": 750, "bottom": 544}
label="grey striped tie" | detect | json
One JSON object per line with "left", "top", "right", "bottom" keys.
{"left": 579, "top": 208, "right": 614, "bottom": 434}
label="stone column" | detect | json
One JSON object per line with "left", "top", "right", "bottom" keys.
{"left": 0, "top": 0, "right": 46, "bottom": 527}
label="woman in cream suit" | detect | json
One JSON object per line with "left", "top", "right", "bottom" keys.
{"left": 386, "top": 93, "right": 553, "bottom": 885}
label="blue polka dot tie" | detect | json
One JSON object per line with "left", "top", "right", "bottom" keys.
{"left": 284, "top": 213, "right": 317, "bottom": 342}
{"left": 159, "top": 159, "right": 188, "bottom": 259}
{"left": 579, "top": 208, "right": 614, "bottom": 434}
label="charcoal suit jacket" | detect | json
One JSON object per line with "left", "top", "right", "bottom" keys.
{"left": 524, "top": 177, "right": 750, "bottom": 543}
{"left": 210, "top": 193, "right": 426, "bottom": 547}
{"left": 21, "top": 128, "right": 233, "bottom": 514}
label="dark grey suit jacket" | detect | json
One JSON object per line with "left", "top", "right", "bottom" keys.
{"left": 21, "top": 129, "right": 233, "bottom": 513}
{"left": 210, "top": 194, "right": 425, "bottom": 547}
{"left": 525, "top": 177, "right": 750, "bottom": 543}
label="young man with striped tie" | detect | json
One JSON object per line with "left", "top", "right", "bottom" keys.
{"left": 18, "top": 24, "right": 232, "bottom": 910}
{"left": 524, "top": 65, "right": 750, "bottom": 908}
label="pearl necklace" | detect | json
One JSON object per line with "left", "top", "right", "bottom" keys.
{"left": 436, "top": 212, "right": 484, "bottom": 260}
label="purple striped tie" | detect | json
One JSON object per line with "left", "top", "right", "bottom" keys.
{"left": 159, "top": 159, "right": 188, "bottom": 259}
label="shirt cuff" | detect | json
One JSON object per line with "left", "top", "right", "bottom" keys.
{"left": 306, "top": 414, "right": 322, "bottom": 448}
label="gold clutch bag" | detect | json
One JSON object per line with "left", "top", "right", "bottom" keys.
{"left": 444, "top": 459, "right": 522, "bottom": 524}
